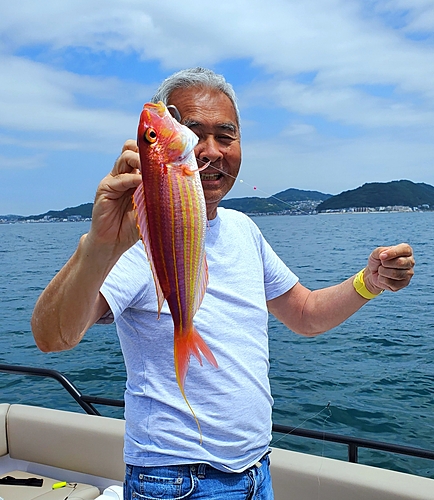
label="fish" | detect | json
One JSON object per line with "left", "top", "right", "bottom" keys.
{"left": 132, "top": 101, "right": 218, "bottom": 439}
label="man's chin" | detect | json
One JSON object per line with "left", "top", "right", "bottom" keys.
{"left": 204, "top": 188, "right": 225, "bottom": 205}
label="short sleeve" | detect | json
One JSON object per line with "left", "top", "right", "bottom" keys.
{"left": 258, "top": 226, "right": 299, "bottom": 301}
{"left": 99, "top": 242, "right": 153, "bottom": 321}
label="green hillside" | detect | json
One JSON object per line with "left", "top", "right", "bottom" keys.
{"left": 316, "top": 180, "right": 434, "bottom": 211}
{"left": 27, "top": 203, "right": 94, "bottom": 220}
{"left": 4, "top": 181, "right": 433, "bottom": 221}
{"left": 220, "top": 188, "right": 331, "bottom": 213}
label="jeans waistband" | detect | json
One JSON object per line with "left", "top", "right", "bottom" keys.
{"left": 126, "top": 449, "right": 271, "bottom": 479}
{"left": 189, "top": 449, "right": 271, "bottom": 479}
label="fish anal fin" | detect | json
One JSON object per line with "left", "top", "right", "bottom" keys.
{"left": 132, "top": 183, "right": 165, "bottom": 315}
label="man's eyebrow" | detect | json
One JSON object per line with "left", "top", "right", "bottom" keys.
{"left": 182, "top": 119, "right": 201, "bottom": 128}
{"left": 182, "top": 119, "right": 238, "bottom": 134}
{"left": 219, "top": 123, "right": 237, "bottom": 134}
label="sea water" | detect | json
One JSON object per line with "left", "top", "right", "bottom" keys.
{"left": 0, "top": 212, "right": 433, "bottom": 477}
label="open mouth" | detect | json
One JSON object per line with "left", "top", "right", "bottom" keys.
{"left": 200, "top": 172, "right": 223, "bottom": 181}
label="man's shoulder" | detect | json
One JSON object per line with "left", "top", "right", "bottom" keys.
{"left": 111, "top": 241, "right": 149, "bottom": 276}
{"left": 217, "top": 207, "right": 261, "bottom": 240}
{"left": 217, "top": 206, "right": 254, "bottom": 225}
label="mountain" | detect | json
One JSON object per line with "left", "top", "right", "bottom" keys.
{"left": 316, "top": 180, "right": 434, "bottom": 212}
{"left": 220, "top": 188, "right": 332, "bottom": 213}
{"left": 3, "top": 181, "right": 433, "bottom": 222}
{"left": 1, "top": 188, "right": 331, "bottom": 221}
{"left": 26, "top": 203, "right": 94, "bottom": 220}
{"left": 1, "top": 203, "right": 94, "bottom": 222}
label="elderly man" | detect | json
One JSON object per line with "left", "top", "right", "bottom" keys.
{"left": 32, "top": 67, "right": 414, "bottom": 499}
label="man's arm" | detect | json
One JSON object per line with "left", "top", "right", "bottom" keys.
{"left": 267, "top": 243, "right": 415, "bottom": 336}
{"left": 31, "top": 140, "right": 142, "bottom": 352}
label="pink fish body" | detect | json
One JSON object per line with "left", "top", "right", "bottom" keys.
{"left": 133, "top": 101, "right": 218, "bottom": 436}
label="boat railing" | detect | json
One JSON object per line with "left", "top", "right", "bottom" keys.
{"left": 1, "top": 363, "right": 433, "bottom": 465}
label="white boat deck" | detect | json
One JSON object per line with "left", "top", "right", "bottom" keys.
{"left": 0, "top": 403, "right": 433, "bottom": 499}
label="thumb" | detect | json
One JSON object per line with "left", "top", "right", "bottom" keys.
{"left": 369, "top": 247, "right": 390, "bottom": 266}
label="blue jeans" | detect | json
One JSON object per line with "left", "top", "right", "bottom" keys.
{"left": 124, "top": 453, "right": 274, "bottom": 499}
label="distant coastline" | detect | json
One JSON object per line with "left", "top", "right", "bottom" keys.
{"left": 2, "top": 179, "right": 433, "bottom": 223}
{"left": 2, "top": 204, "right": 431, "bottom": 225}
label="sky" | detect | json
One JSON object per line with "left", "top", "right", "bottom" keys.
{"left": 1, "top": 0, "right": 434, "bottom": 215}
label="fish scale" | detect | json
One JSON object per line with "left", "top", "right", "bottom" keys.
{"left": 133, "top": 101, "right": 218, "bottom": 442}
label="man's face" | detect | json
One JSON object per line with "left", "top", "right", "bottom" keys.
{"left": 167, "top": 86, "right": 242, "bottom": 220}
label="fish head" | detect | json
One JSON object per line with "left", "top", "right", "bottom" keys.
{"left": 137, "top": 101, "right": 199, "bottom": 168}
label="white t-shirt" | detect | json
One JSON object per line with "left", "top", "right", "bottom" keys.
{"left": 100, "top": 208, "right": 298, "bottom": 472}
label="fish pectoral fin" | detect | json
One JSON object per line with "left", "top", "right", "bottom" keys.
{"left": 132, "top": 183, "right": 165, "bottom": 316}
{"left": 181, "top": 160, "right": 210, "bottom": 176}
{"left": 182, "top": 165, "right": 195, "bottom": 176}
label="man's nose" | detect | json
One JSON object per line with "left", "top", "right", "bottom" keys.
{"left": 195, "top": 137, "right": 223, "bottom": 163}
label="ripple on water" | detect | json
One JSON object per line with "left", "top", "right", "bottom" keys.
{"left": 1, "top": 215, "right": 434, "bottom": 477}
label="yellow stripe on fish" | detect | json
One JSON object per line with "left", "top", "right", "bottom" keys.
{"left": 133, "top": 101, "right": 218, "bottom": 443}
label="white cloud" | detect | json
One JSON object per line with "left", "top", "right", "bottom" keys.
{"left": 2, "top": 1, "right": 434, "bottom": 126}
{"left": 373, "top": 0, "right": 434, "bottom": 32}
{"left": 0, "top": 153, "right": 46, "bottom": 170}
{"left": 0, "top": 55, "right": 153, "bottom": 152}
{"left": 281, "top": 124, "right": 317, "bottom": 137}
{"left": 247, "top": 79, "right": 434, "bottom": 129}
{"left": 1, "top": 0, "right": 434, "bottom": 214}
{"left": 238, "top": 130, "right": 433, "bottom": 198}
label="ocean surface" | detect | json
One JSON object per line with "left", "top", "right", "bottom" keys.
{"left": 0, "top": 212, "right": 433, "bottom": 478}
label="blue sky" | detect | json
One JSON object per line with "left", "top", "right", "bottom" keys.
{"left": 1, "top": 0, "right": 434, "bottom": 215}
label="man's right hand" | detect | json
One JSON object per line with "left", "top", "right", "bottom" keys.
{"left": 85, "top": 139, "right": 142, "bottom": 256}
{"left": 31, "top": 140, "right": 143, "bottom": 352}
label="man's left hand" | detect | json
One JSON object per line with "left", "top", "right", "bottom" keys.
{"left": 364, "top": 243, "right": 415, "bottom": 294}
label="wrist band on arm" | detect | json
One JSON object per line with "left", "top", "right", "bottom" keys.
{"left": 353, "top": 268, "right": 384, "bottom": 300}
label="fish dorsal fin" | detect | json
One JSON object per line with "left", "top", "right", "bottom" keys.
{"left": 132, "top": 183, "right": 165, "bottom": 317}
{"left": 192, "top": 254, "right": 208, "bottom": 316}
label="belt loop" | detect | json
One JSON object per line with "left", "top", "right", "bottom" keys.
{"left": 197, "top": 463, "right": 206, "bottom": 479}
{"left": 254, "top": 449, "right": 272, "bottom": 468}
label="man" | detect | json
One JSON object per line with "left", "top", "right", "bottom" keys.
{"left": 31, "top": 67, "right": 415, "bottom": 499}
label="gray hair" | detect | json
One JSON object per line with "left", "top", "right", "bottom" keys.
{"left": 151, "top": 67, "right": 240, "bottom": 127}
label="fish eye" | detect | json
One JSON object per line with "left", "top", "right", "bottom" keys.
{"left": 144, "top": 127, "right": 157, "bottom": 143}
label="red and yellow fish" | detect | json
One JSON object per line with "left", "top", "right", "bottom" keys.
{"left": 133, "top": 101, "right": 218, "bottom": 438}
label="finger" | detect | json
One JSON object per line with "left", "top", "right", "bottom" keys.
{"left": 112, "top": 150, "right": 141, "bottom": 176}
{"left": 378, "top": 265, "right": 415, "bottom": 281}
{"left": 122, "top": 139, "right": 138, "bottom": 154}
{"left": 377, "top": 269, "right": 415, "bottom": 292}
{"left": 376, "top": 243, "right": 413, "bottom": 262}
{"left": 380, "top": 255, "right": 415, "bottom": 270}
{"left": 99, "top": 172, "right": 142, "bottom": 200}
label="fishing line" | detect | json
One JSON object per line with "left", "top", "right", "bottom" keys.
{"left": 196, "top": 157, "right": 334, "bottom": 452}
{"left": 317, "top": 403, "right": 332, "bottom": 499}
{"left": 270, "top": 401, "right": 332, "bottom": 448}
{"left": 270, "top": 402, "right": 332, "bottom": 500}
{"left": 195, "top": 158, "right": 297, "bottom": 209}
{"left": 62, "top": 483, "right": 77, "bottom": 500}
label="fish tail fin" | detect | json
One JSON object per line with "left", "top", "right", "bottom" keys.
{"left": 174, "top": 326, "right": 218, "bottom": 444}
